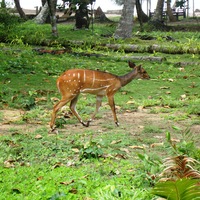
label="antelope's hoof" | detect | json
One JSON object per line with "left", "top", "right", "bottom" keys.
{"left": 115, "top": 122, "right": 120, "bottom": 126}
{"left": 81, "top": 122, "right": 89, "bottom": 127}
{"left": 49, "top": 128, "right": 58, "bottom": 134}
{"left": 81, "top": 119, "right": 91, "bottom": 127}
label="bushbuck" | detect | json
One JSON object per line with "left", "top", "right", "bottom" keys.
{"left": 50, "top": 61, "right": 150, "bottom": 131}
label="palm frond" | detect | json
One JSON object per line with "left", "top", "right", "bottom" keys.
{"left": 162, "top": 155, "right": 200, "bottom": 179}
{"left": 152, "top": 178, "right": 200, "bottom": 200}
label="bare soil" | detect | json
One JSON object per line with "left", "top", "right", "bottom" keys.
{"left": 1, "top": 109, "right": 199, "bottom": 143}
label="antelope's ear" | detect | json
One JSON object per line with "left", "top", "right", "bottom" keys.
{"left": 137, "top": 65, "right": 142, "bottom": 71}
{"left": 128, "top": 61, "right": 136, "bottom": 68}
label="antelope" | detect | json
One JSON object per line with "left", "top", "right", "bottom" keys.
{"left": 50, "top": 61, "right": 150, "bottom": 131}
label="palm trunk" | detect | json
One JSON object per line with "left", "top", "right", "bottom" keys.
{"left": 114, "top": 0, "right": 135, "bottom": 39}
{"left": 166, "top": 0, "right": 177, "bottom": 22}
{"left": 34, "top": 2, "right": 49, "bottom": 24}
{"left": 47, "top": 0, "right": 58, "bottom": 37}
{"left": 13, "top": 0, "right": 27, "bottom": 20}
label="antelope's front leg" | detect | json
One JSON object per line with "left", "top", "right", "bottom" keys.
{"left": 50, "top": 97, "right": 71, "bottom": 131}
{"left": 107, "top": 95, "right": 119, "bottom": 126}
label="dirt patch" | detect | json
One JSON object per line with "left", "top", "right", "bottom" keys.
{"left": 1, "top": 109, "right": 199, "bottom": 139}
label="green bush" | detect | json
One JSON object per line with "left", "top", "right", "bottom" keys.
{"left": 0, "top": 8, "right": 24, "bottom": 41}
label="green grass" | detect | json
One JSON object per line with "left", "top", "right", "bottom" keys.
{"left": 0, "top": 20, "right": 200, "bottom": 199}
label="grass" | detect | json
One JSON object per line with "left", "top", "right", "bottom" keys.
{"left": 0, "top": 19, "right": 200, "bottom": 199}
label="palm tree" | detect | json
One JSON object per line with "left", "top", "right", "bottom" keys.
{"left": 152, "top": 0, "right": 164, "bottom": 22}
{"left": 166, "top": 0, "right": 176, "bottom": 22}
{"left": 13, "top": 0, "right": 27, "bottom": 20}
{"left": 114, "top": 0, "right": 135, "bottom": 39}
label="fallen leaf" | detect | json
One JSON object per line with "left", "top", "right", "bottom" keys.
{"left": 121, "top": 91, "right": 127, "bottom": 95}
{"left": 71, "top": 148, "right": 79, "bottom": 153}
{"left": 168, "top": 78, "right": 174, "bottom": 82}
{"left": 4, "top": 159, "right": 15, "bottom": 168}
{"left": 111, "top": 140, "right": 122, "bottom": 145}
{"left": 69, "top": 188, "right": 78, "bottom": 194}
{"left": 165, "top": 91, "right": 171, "bottom": 94}
{"left": 150, "top": 143, "right": 164, "bottom": 148}
{"left": 160, "top": 86, "right": 170, "bottom": 89}
{"left": 37, "top": 176, "right": 43, "bottom": 181}
{"left": 52, "top": 162, "right": 64, "bottom": 169}
{"left": 35, "top": 97, "right": 47, "bottom": 103}
{"left": 129, "top": 145, "right": 144, "bottom": 150}
{"left": 120, "top": 148, "right": 129, "bottom": 153}
{"left": 126, "top": 100, "right": 135, "bottom": 104}
{"left": 35, "top": 134, "right": 43, "bottom": 139}
{"left": 180, "top": 94, "right": 186, "bottom": 100}
{"left": 178, "top": 67, "right": 185, "bottom": 71}
{"left": 137, "top": 106, "right": 144, "bottom": 111}
{"left": 60, "top": 180, "right": 74, "bottom": 185}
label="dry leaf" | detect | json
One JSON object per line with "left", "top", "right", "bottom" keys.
{"left": 71, "top": 148, "right": 80, "bottom": 153}
{"left": 37, "top": 176, "right": 43, "bottom": 181}
{"left": 168, "top": 78, "right": 174, "bottom": 82}
{"left": 120, "top": 148, "right": 129, "bottom": 153}
{"left": 160, "top": 86, "right": 170, "bottom": 89}
{"left": 4, "top": 159, "right": 15, "bottom": 168}
{"left": 35, "top": 97, "right": 47, "bottom": 103}
{"left": 150, "top": 143, "right": 164, "bottom": 148}
{"left": 178, "top": 67, "right": 185, "bottom": 71}
{"left": 69, "top": 188, "right": 78, "bottom": 194}
{"left": 111, "top": 140, "right": 122, "bottom": 145}
{"left": 180, "top": 94, "right": 186, "bottom": 100}
{"left": 52, "top": 162, "right": 64, "bottom": 169}
{"left": 129, "top": 145, "right": 144, "bottom": 150}
{"left": 60, "top": 180, "right": 74, "bottom": 185}
{"left": 138, "top": 106, "right": 144, "bottom": 111}
{"left": 35, "top": 134, "right": 43, "bottom": 139}
{"left": 50, "top": 97, "right": 60, "bottom": 103}
{"left": 165, "top": 91, "right": 171, "bottom": 94}
{"left": 126, "top": 100, "right": 135, "bottom": 104}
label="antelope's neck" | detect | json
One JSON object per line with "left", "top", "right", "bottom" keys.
{"left": 119, "top": 69, "right": 137, "bottom": 87}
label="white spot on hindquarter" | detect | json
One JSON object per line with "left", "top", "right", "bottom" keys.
{"left": 73, "top": 73, "right": 76, "bottom": 77}
{"left": 78, "top": 73, "right": 80, "bottom": 79}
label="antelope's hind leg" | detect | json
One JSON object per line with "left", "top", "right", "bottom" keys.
{"left": 69, "top": 95, "right": 88, "bottom": 127}
{"left": 86, "top": 95, "right": 103, "bottom": 127}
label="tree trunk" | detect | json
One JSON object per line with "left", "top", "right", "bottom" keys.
{"left": 94, "top": 7, "right": 111, "bottom": 22}
{"left": 34, "top": 2, "right": 49, "bottom": 24}
{"left": 114, "top": 0, "right": 135, "bottom": 39}
{"left": 47, "top": 0, "right": 58, "bottom": 37}
{"left": 13, "top": 0, "right": 27, "bottom": 20}
{"left": 166, "top": 0, "right": 177, "bottom": 22}
{"left": 136, "top": 0, "right": 149, "bottom": 23}
{"left": 152, "top": 0, "right": 164, "bottom": 22}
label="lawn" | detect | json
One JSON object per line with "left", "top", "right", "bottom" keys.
{"left": 0, "top": 18, "right": 200, "bottom": 199}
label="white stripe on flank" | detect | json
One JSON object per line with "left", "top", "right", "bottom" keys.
{"left": 80, "top": 85, "right": 111, "bottom": 93}
{"left": 84, "top": 70, "right": 86, "bottom": 83}
{"left": 78, "top": 73, "right": 80, "bottom": 79}
{"left": 92, "top": 71, "right": 95, "bottom": 87}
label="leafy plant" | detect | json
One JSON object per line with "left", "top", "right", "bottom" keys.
{"left": 152, "top": 154, "right": 200, "bottom": 199}
{"left": 79, "top": 137, "right": 103, "bottom": 160}
{"left": 152, "top": 178, "right": 200, "bottom": 200}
